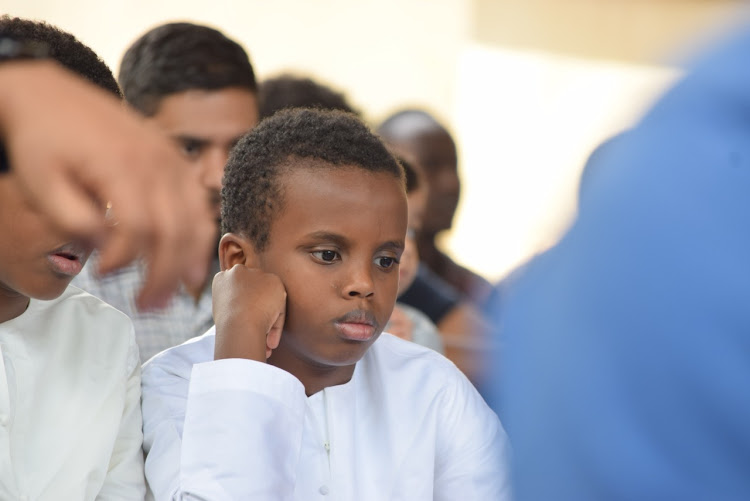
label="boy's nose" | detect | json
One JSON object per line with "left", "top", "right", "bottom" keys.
{"left": 342, "top": 264, "right": 375, "bottom": 299}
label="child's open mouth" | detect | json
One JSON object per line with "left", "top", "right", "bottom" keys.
{"left": 47, "top": 243, "right": 87, "bottom": 277}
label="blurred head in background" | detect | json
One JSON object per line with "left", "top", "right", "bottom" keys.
{"left": 258, "top": 73, "right": 358, "bottom": 120}
{"left": 378, "top": 109, "right": 460, "bottom": 237}
{"left": 119, "top": 22, "right": 259, "bottom": 222}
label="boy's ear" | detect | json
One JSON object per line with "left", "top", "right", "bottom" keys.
{"left": 218, "top": 233, "right": 260, "bottom": 271}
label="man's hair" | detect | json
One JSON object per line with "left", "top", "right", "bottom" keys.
{"left": 222, "top": 108, "right": 404, "bottom": 251}
{"left": 119, "top": 22, "right": 257, "bottom": 116}
{"left": 258, "top": 74, "right": 358, "bottom": 119}
{"left": 0, "top": 16, "right": 120, "bottom": 97}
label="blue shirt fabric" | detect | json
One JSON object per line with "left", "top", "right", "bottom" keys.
{"left": 494, "top": 25, "right": 750, "bottom": 501}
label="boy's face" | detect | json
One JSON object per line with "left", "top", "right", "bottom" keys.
{"left": 259, "top": 165, "right": 407, "bottom": 369}
{"left": 0, "top": 177, "right": 93, "bottom": 302}
{"left": 150, "top": 87, "right": 259, "bottom": 221}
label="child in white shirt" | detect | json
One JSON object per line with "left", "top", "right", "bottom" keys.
{"left": 0, "top": 17, "right": 144, "bottom": 500}
{"left": 141, "top": 108, "right": 510, "bottom": 500}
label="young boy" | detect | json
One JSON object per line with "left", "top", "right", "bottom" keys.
{"left": 0, "top": 17, "right": 144, "bottom": 499}
{"left": 73, "top": 22, "right": 259, "bottom": 361}
{"left": 141, "top": 108, "right": 510, "bottom": 500}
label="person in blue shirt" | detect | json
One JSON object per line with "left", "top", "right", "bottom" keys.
{"left": 494, "top": 23, "right": 750, "bottom": 501}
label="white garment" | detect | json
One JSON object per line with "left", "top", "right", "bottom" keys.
{"left": 73, "top": 256, "right": 216, "bottom": 363}
{"left": 142, "top": 328, "right": 511, "bottom": 500}
{"left": 0, "top": 285, "right": 145, "bottom": 500}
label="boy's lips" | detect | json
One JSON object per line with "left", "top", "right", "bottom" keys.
{"left": 334, "top": 309, "right": 379, "bottom": 342}
{"left": 47, "top": 243, "right": 89, "bottom": 277}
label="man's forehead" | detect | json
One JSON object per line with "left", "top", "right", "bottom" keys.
{"left": 149, "top": 88, "right": 258, "bottom": 134}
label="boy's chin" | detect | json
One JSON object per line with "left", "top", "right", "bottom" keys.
{"left": 29, "top": 277, "right": 74, "bottom": 301}
{"left": 40, "top": 286, "right": 71, "bottom": 301}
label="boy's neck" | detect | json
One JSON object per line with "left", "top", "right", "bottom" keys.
{"left": 0, "top": 292, "right": 30, "bottom": 324}
{"left": 268, "top": 345, "right": 357, "bottom": 397}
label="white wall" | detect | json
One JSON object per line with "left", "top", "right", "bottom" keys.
{"left": 449, "top": 45, "right": 678, "bottom": 281}
{"left": 3, "top": 1, "right": 723, "bottom": 283}
{"left": 3, "top": 0, "right": 469, "bottom": 123}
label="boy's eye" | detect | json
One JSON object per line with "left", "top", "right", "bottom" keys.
{"left": 312, "top": 250, "right": 340, "bottom": 263}
{"left": 375, "top": 256, "right": 398, "bottom": 270}
{"left": 179, "top": 139, "right": 203, "bottom": 159}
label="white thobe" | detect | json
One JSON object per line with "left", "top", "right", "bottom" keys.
{"left": 142, "top": 328, "right": 511, "bottom": 500}
{"left": 0, "top": 285, "right": 145, "bottom": 500}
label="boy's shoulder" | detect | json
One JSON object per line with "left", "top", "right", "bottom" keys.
{"left": 142, "top": 325, "right": 216, "bottom": 376}
{"left": 359, "top": 333, "right": 467, "bottom": 390}
{"left": 3, "top": 284, "right": 139, "bottom": 375}
{"left": 56, "top": 283, "right": 131, "bottom": 311}
{"left": 41, "top": 284, "right": 135, "bottom": 335}
{"left": 369, "top": 332, "right": 452, "bottom": 366}
{"left": 15, "top": 284, "right": 132, "bottom": 326}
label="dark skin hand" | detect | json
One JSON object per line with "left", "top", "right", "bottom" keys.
{"left": 0, "top": 61, "right": 215, "bottom": 309}
{"left": 213, "top": 264, "right": 286, "bottom": 362}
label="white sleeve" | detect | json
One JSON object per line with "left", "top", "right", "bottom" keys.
{"left": 142, "top": 358, "right": 307, "bottom": 500}
{"left": 97, "top": 331, "right": 146, "bottom": 500}
{"left": 433, "top": 371, "right": 512, "bottom": 501}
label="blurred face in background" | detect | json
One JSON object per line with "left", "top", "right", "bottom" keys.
{"left": 398, "top": 182, "right": 428, "bottom": 296}
{"left": 150, "top": 87, "right": 259, "bottom": 222}
{"left": 401, "top": 127, "right": 460, "bottom": 235}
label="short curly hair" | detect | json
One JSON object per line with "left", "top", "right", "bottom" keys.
{"left": 222, "top": 108, "right": 404, "bottom": 251}
{"left": 0, "top": 16, "right": 120, "bottom": 97}
{"left": 119, "top": 22, "right": 256, "bottom": 116}
{"left": 258, "top": 74, "right": 358, "bottom": 119}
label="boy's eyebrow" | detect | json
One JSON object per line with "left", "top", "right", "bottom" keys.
{"left": 302, "top": 232, "right": 404, "bottom": 252}
{"left": 304, "top": 231, "right": 351, "bottom": 247}
{"left": 378, "top": 240, "right": 405, "bottom": 252}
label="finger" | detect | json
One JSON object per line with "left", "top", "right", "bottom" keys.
{"left": 265, "top": 309, "right": 284, "bottom": 359}
{"left": 133, "top": 204, "right": 182, "bottom": 311}
{"left": 109, "top": 144, "right": 190, "bottom": 309}
{"left": 177, "top": 196, "right": 215, "bottom": 290}
{"left": 153, "top": 165, "right": 215, "bottom": 293}
{"left": 267, "top": 311, "right": 284, "bottom": 351}
{"left": 96, "top": 203, "right": 150, "bottom": 277}
{"left": 135, "top": 253, "right": 181, "bottom": 311}
{"left": 12, "top": 163, "right": 105, "bottom": 244}
{"left": 74, "top": 144, "right": 154, "bottom": 275}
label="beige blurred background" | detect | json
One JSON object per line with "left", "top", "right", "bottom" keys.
{"left": 4, "top": 0, "right": 747, "bottom": 283}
